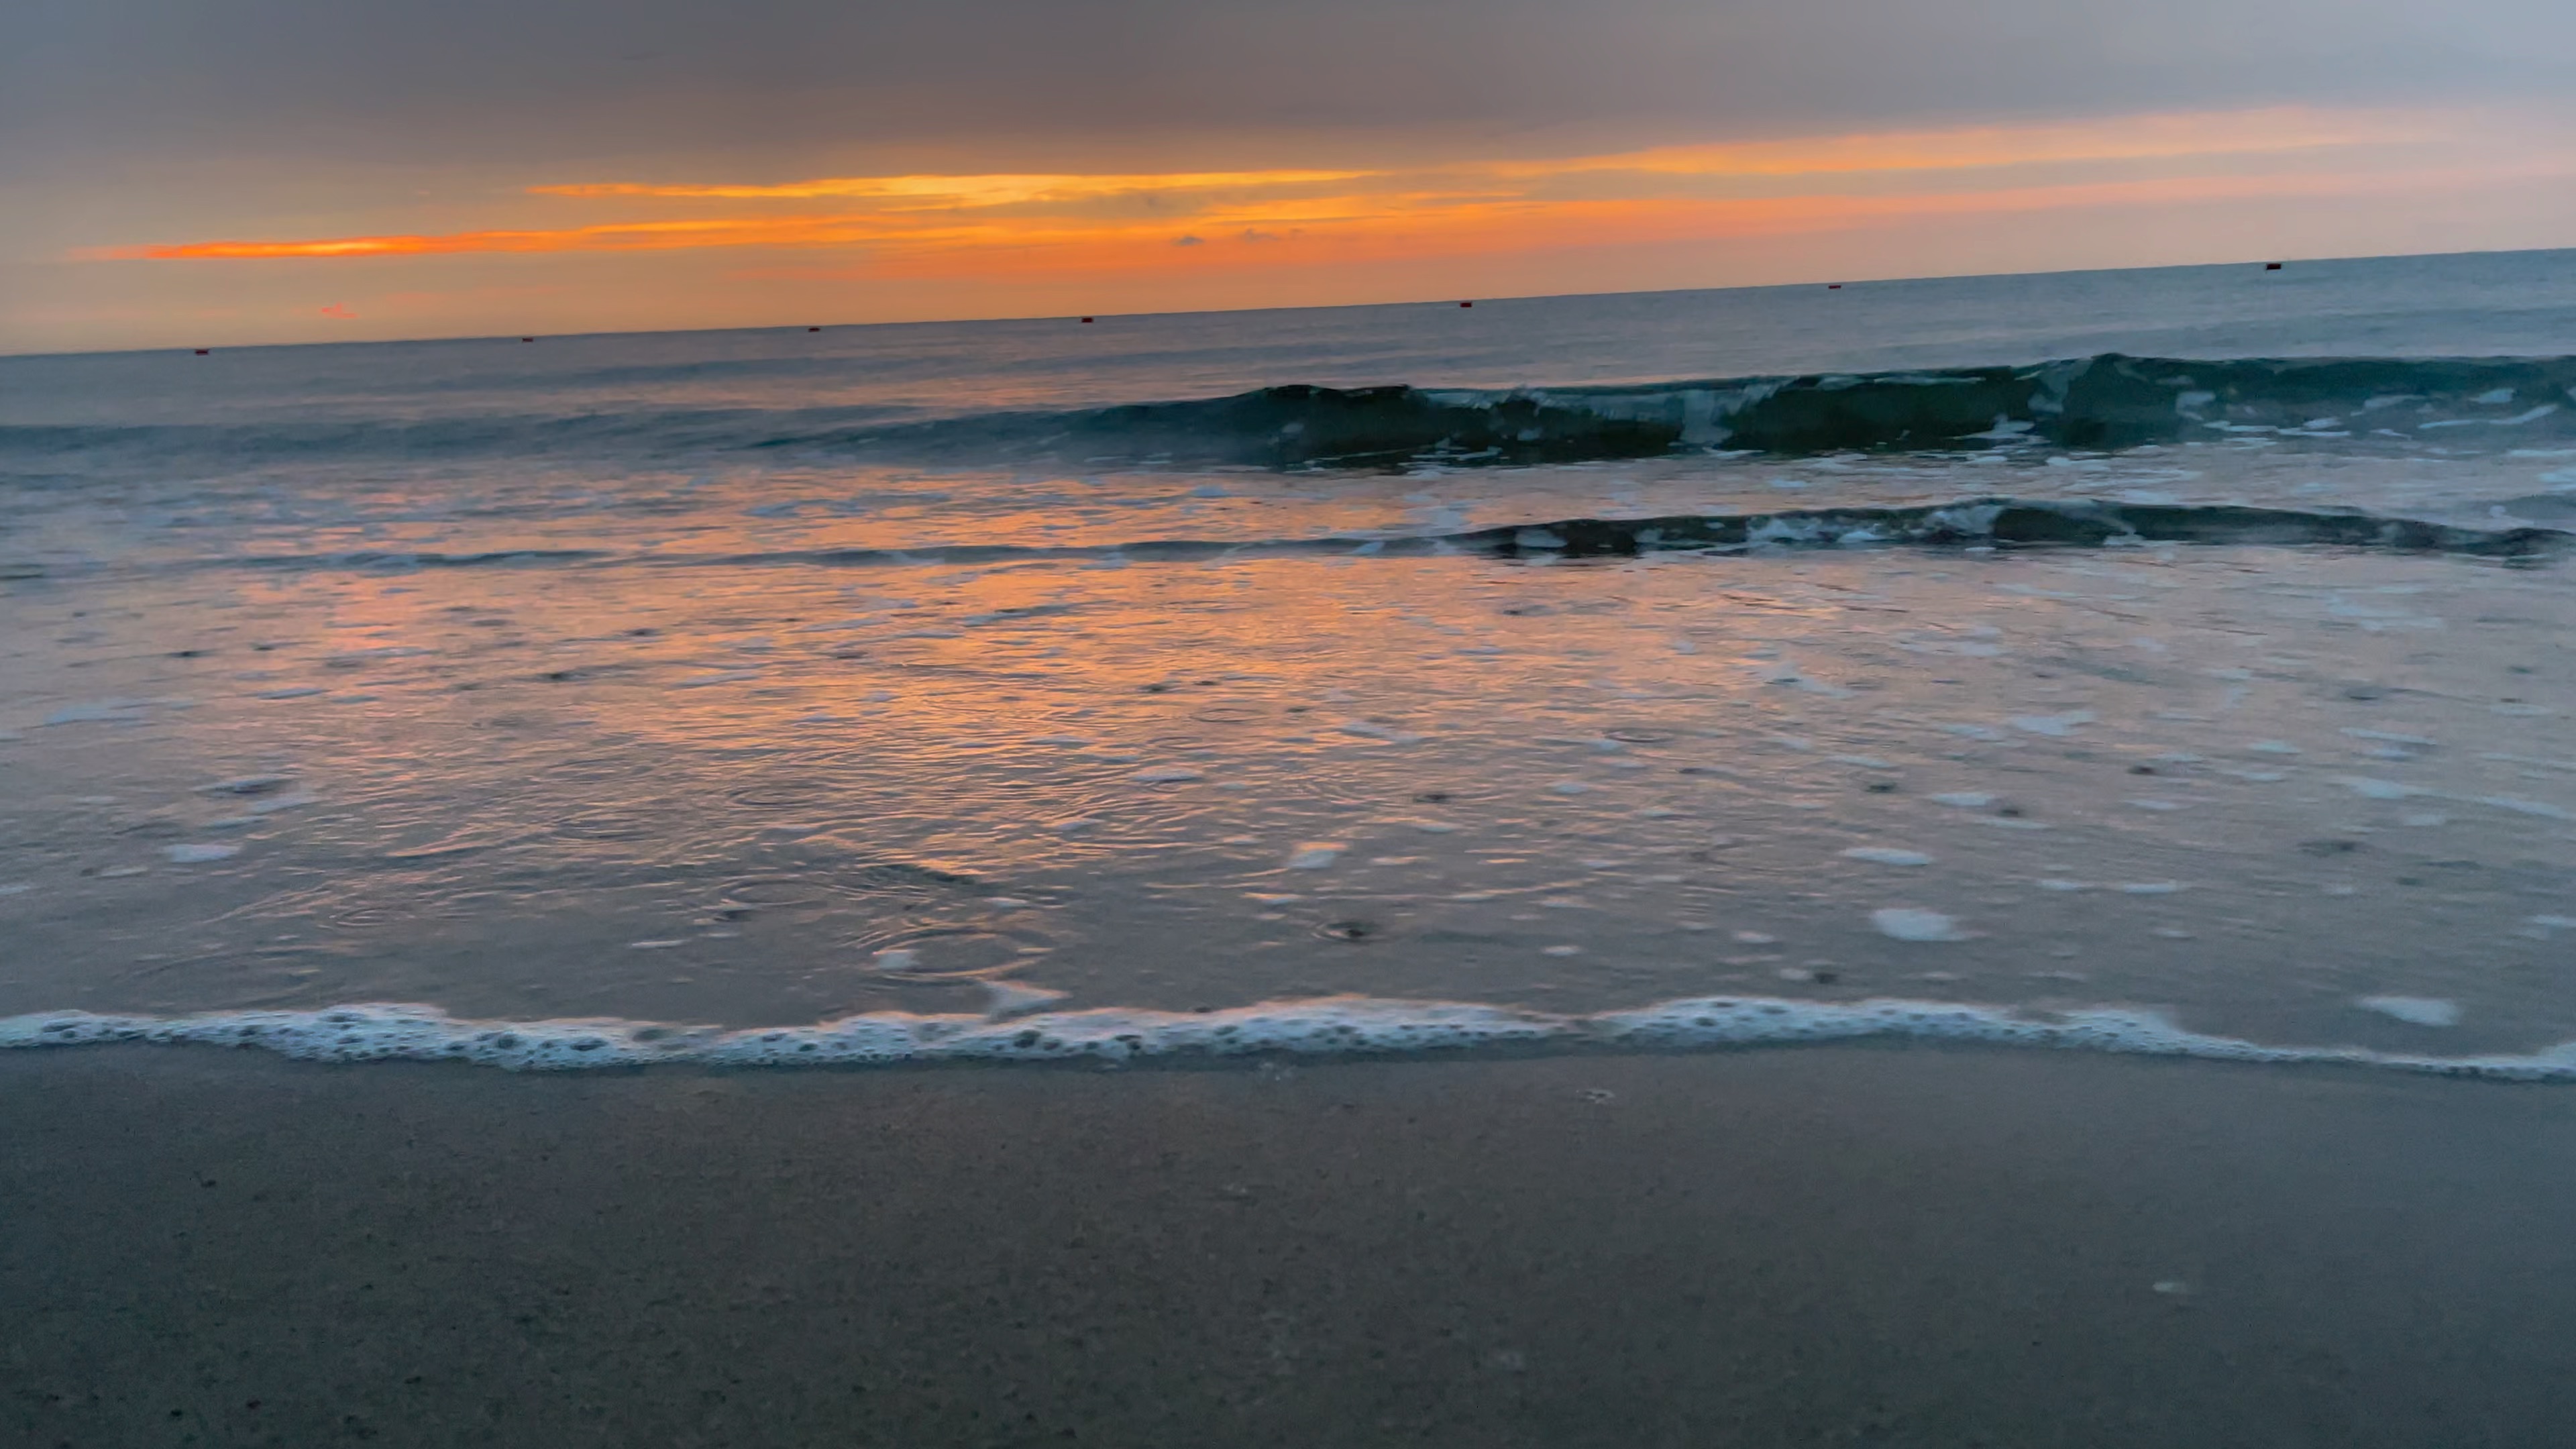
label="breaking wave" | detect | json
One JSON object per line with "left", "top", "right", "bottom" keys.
{"left": 7, "top": 354, "right": 2574, "bottom": 470}
{"left": 25, "top": 501, "right": 2559, "bottom": 581}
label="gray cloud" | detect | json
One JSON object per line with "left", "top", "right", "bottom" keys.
{"left": 7, "top": 0, "right": 2573, "bottom": 182}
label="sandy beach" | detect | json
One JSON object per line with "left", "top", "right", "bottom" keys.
{"left": 7, "top": 1043, "right": 2573, "bottom": 1447}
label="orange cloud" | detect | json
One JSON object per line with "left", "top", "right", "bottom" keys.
{"left": 123, "top": 215, "right": 921, "bottom": 259}
{"left": 533, "top": 169, "right": 1374, "bottom": 205}
{"left": 1499, "top": 105, "right": 2434, "bottom": 180}
{"left": 862, "top": 170, "right": 2498, "bottom": 280}
{"left": 103, "top": 105, "right": 2493, "bottom": 274}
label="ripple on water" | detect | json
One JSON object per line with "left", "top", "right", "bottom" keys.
{"left": 716, "top": 875, "right": 840, "bottom": 909}
{"left": 831, "top": 861, "right": 987, "bottom": 898}
{"left": 724, "top": 780, "right": 847, "bottom": 812}
{"left": 320, "top": 903, "right": 416, "bottom": 931}
{"left": 253, "top": 885, "right": 488, "bottom": 934}
{"left": 1313, "top": 918, "right": 1382, "bottom": 942}
{"left": 550, "top": 810, "right": 663, "bottom": 842}
{"left": 716, "top": 859, "right": 991, "bottom": 911}
{"left": 855, "top": 924, "right": 1055, "bottom": 979}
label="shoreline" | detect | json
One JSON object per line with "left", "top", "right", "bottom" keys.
{"left": 9, "top": 1043, "right": 2575, "bottom": 1446}
{"left": 8, "top": 992, "right": 2567, "bottom": 1079}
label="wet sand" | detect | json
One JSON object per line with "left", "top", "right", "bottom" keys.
{"left": 6, "top": 1044, "right": 2574, "bottom": 1448}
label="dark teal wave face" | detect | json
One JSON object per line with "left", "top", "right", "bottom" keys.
{"left": 7, "top": 354, "right": 2575, "bottom": 472}
{"left": 1034, "top": 355, "right": 2576, "bottom": 462}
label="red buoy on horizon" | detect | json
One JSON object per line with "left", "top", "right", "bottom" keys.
{"left": 2265, "top": 262, "right": 2284, "bottom": 271}
{"left": 193, "top": 348, "right": 210, "bottom": 356}
{"left": 1080, "top": 317, "right": 1094, "bottom": 323}
{"left": 807, "top": 326, "right": 821, "bottom": 333}
{"left": 1459, "top": 301, "right": 1472, "bottom": 308}
{"left": 520, "top": 337, "right": 535, "bottom": 343}
{"left": 1827, "top": 284, "right": 1842, "bottom": 290}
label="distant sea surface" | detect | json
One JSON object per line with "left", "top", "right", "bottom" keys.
{"left": 6, "top": 250, "right": 2576, "bottom": 1073}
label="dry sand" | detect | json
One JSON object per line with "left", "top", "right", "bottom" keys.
{"left": 6, "top": 1043, "right": 2575, "bottom": 1447}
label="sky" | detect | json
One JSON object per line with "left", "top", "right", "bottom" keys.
{"left": 5, "top": 0, "right": 2575, "bottom": 353}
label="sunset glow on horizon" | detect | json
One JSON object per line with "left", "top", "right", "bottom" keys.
{"left": 76, "top": 101, "right": 2575, "bottom": 315}
{"left": 11, "top": 0, "right": 2576, "bottom": 352}
{"left": 113, "top": 107, "right": 2457, "bottom": 268}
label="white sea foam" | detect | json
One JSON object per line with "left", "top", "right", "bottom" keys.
{"left": 981, "top": 981, "right": 1068, "bottom": 1018}
{"left": 2474, "top": 795, "right": 2572, "bottom": 821}
{"left": 2357, "top": 996, "right": 2462, "bottom": 1028}
{"left": 1871, "top": 908, "right": 1966, "bottom": 941}
{"left": 2010, "top": 710, "right": 2094, "bottom": 737}
{"left": 1841, "top": 847, "right": 1933, "bottom": 866}
{"left": 9, "top": 993, "right": 2576, "bottom": 1079}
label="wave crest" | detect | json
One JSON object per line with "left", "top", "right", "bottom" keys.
{"left": 82, "top": 501, "right": 2562, "bottom": 581}
{"left": 8, "top": 354, "right": 2573, "bottom": 469}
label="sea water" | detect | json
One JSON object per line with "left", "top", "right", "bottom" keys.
{"left": 5, "top": 250, "right": 2576, "bottom": 1071}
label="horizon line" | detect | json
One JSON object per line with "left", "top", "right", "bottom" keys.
{"left": 4, "top": 242, "right": 2567, "bottom": 362}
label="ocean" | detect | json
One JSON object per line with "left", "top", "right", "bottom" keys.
{"left": 13, "top": 250, "right": 2576, "bottom": 1448}
{"left": 4, "top": 248, "right": 2576, "bottom": 1072}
